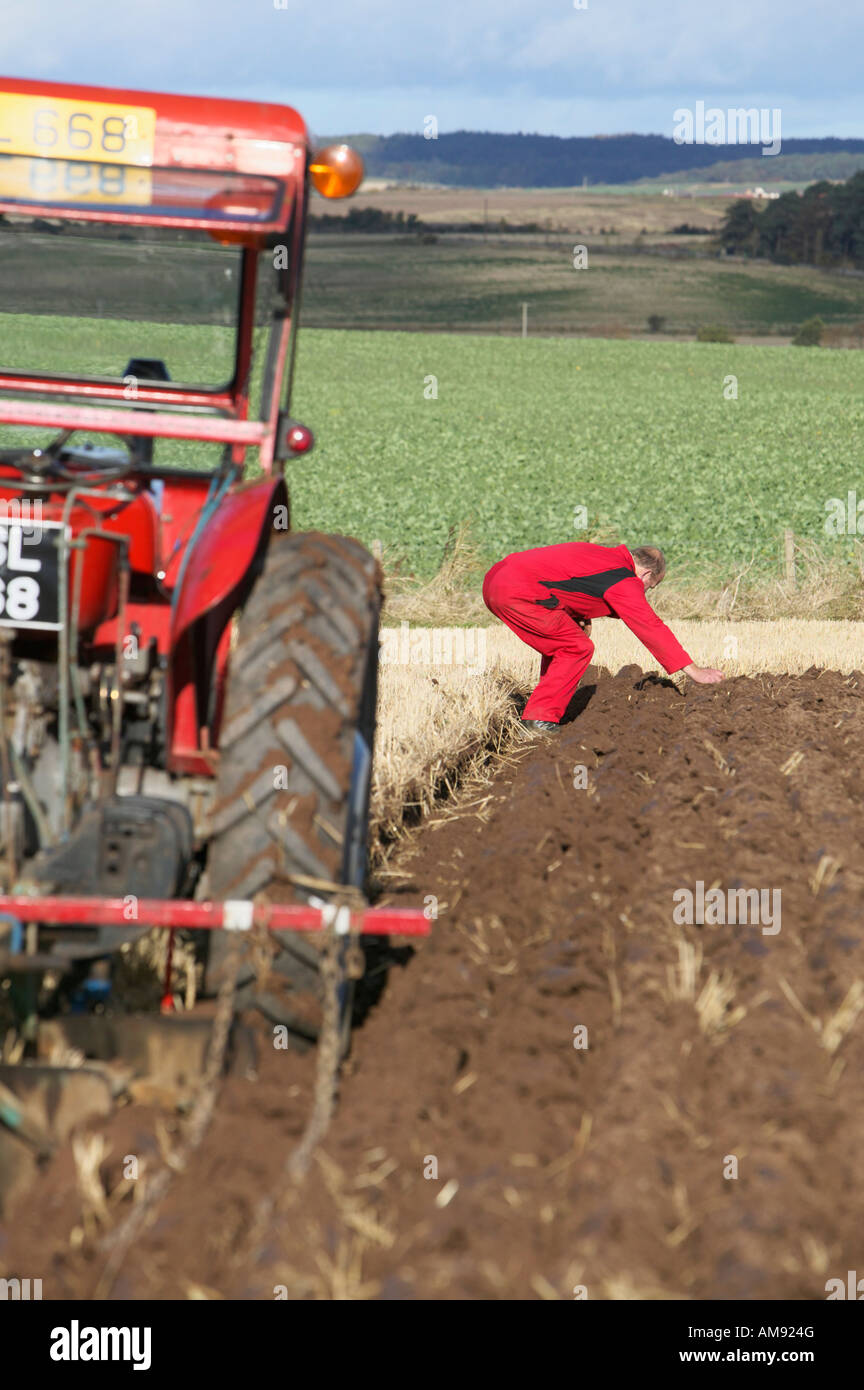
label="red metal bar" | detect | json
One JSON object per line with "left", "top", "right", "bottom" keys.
{"left": 0, "top": 374, "right": 238, "bottom": 410}
{"left": 161, "top": 927, "right": 177, "bottom": 1013}
{"left": 0, "top": 399, "right": 269, "bottom": 445}
{"left": 0, "top": 895, "right": 430, "bottom": 937}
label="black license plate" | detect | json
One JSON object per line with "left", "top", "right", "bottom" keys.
{"left": 0, "top": 519, "right": 65, "bottom": 631}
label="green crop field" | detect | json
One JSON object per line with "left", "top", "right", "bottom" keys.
{"left": 1, "top": 308, "right": 862, "bottom": 588}
{"left": 290, "top": 329, "right": 864, "bottom": 581}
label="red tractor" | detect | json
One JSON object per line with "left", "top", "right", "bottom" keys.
{"left": 0, "top": 75, "right": 426, "bottom": 1108}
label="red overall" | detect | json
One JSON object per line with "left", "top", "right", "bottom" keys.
{"left": 483, "top": 541, "right": 692, "bottom": 723}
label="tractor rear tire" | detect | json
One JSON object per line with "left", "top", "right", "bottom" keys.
{"left": 203, "top": 529, "right": 381, "bottom": 1047}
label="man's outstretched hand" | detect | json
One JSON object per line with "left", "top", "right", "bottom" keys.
{"left": 683, "top": 663, "right": 725, "bottom": 684}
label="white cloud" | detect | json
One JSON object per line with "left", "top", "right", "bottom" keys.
{"left": 0, "top": 0, "right": 860, "bottom": 135}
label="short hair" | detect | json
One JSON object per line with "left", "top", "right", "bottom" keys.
{"left": 631, "top": 545, "right": 666, "bottom": 581}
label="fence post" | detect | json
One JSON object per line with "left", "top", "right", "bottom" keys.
{"left": 783, "top": 529, "right": 796, "bottom": 585}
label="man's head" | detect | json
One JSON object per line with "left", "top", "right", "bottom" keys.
{"left": 631, "top": 545, "right": 666, "bottom": 590}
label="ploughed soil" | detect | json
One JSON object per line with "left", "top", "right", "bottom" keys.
{"left": 3, "top": 667, "right": 864, "bottom": 1300}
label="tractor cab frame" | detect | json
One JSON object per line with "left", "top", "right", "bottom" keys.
{"left": 0, "top": 78, "right": 426, "bottom": 1006}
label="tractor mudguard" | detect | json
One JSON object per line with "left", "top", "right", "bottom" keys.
{"left": 166, "top": 475, "right": 289, "bottom": 775}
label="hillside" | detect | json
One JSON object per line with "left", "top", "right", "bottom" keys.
{"left": 645, "top": 150, "right": 864, "bottom": 187}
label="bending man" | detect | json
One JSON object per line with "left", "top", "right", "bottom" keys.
{"left": 483, "top": 541, "right": 724, "bottom": 733}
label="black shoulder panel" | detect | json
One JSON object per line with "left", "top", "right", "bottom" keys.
{"left": 538, "top": 566, "right": 635, "bottom": 599}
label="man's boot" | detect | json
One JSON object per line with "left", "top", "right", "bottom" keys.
{"left": 518, "top": 719, "right": 559, "bottom": 736}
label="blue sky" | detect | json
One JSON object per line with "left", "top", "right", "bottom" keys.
{"left": 1, "top": 0, "right": 860, "bottom": 139}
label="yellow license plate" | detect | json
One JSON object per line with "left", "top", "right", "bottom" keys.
{"left": 0, "top": 154, "right": 152, "bottom": 205}
{"left": 0, "top": 92, "right": 156, "bottom": 165}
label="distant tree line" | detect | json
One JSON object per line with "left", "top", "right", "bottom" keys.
{"left": 720, "top": 173, "right": 864, "bottom": 267}
{"left": 307, "top": 206, "right": 546, "bottom": 235}
{"left": 308, "top": 207, "right": 423, "bottom": 232}
{"left": 330, "top": 131, "right": 864, "bottom": 190}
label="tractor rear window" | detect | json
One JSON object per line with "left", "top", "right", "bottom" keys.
{"left": 0, "top": 218, "right": 243, "bottom": 390}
